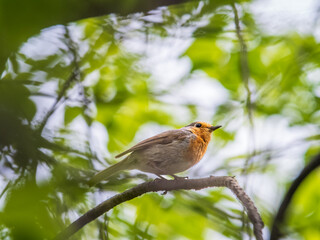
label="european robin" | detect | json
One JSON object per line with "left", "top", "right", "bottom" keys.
{"left": 89, "top": 121, "right": 221, "bottom": 185}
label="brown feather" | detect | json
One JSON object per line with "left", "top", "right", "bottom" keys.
{"left": 115, "top": 129, "right": 190, "bottom": 158}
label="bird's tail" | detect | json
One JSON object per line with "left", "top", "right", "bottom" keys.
{"left": 89, "top": 157, "right": 134, "bottom": 186}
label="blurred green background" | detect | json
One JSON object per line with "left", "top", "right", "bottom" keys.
{"left": 1, "top": 0, "right": 320, "bottom": 239}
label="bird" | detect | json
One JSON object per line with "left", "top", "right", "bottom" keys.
{"left": 89, "top": 121, "right": 221, "bottom": 185}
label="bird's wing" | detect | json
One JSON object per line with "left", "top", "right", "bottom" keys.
{"left": 115, "top": 129, "right": 191, "bottom": 158}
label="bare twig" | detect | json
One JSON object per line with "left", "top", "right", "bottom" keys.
{"left": 232, "top": 2, "right": 250, "bottom": 91}
{"left": 54, "top": 176, "right": 264, "bottom": 240}
{"left": 270, "top": 153, "right": 320, "bottom": 240}
{"left": 231, "top": 2, "right": 256, "bottom": 236}
{"left": 231, "top": 2, "right": 255, "bottom": 167}
{"left": 37, "top": 26, "right": 81, "bottom": 134}
{"left": 0, "top": 180, "right": 11, "bottom": 199}
{"left": 231, "top": 2, "right": 256, "bottom": 174}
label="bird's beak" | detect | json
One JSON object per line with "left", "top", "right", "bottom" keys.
{"left": 209, "top": 125, "right": 222, "bottom": 131}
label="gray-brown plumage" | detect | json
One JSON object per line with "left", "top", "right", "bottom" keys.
{"left": 89, "top": 121, "right": 221, "bottom": 185}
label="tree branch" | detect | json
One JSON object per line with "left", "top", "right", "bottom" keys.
{"left": 270, "top": 153, "right": 320, "bottom": 240}
{"left": 231, "top": 2, "right": 256, "bottom": 173}
{"left": 54, "top": 176, "right": 264, "bottom": 240}
{"left": 37, "top": 26, "right": 81, "bottom": 134}
{"left": 231, "top": 3, "right": 256, "bottom": 237}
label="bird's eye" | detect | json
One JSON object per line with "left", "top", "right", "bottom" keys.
{"left": 195, "top": 123, "right": 202, "bottom": 128}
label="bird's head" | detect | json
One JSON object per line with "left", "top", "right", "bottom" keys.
{"left": 185, "top": 121, "right": 221, "bottom": 142}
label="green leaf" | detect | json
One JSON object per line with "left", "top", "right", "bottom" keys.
{"left": 64, "top": 106, "right": 83, "bottom": 125}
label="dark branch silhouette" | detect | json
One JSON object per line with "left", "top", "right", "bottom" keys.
{"left": 270, "top": 153, "right": 320, "bottom": 240}
{"left": 54, "top": 176, "right": 264, "bottom": 240}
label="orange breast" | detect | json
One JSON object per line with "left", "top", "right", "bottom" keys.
{"left": 186, "top": 136, "right": 209, "bottom": 166}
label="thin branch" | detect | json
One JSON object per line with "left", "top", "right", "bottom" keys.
{"left": 54, "top": 176, "right": 264, "bottom": 240}
{"left": 0, "top": 165, "right": 27, "bottom": 199}
{"left": 231, "top": 2, "right": 255, "bottom": 237}
{"left": 231, "top": 2, "right": 256, "bottom": 174}
{"left": 232, "top": 2, "right": 250, "bottom": 89}
{"left": 37, "top": 26, "right": 81, "bottom": 134}
{"left": 0, "top": 180, "right": 11, "bottom": 199}
{"left": 270, "top": 153, "right": 320, "bottom": 240}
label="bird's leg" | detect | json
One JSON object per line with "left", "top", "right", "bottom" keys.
{"left": 170, "top": 174, "right": 188, "bottom": 180}
{"left": 148, "top": 161, "right": 167, "bottom": 180}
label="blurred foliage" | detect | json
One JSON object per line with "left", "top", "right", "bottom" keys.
{"left": 1, "top": 0, "right": 320, "bottom": 239}
{"left": 0, "top": 0, "right": 188, "bottom": 70}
